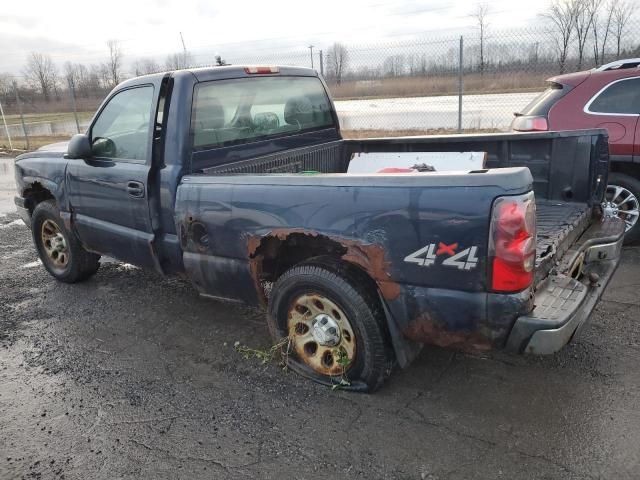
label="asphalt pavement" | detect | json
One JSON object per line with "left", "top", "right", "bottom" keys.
{"left": 1, "top": 156, "right": 639, "bottom": 479}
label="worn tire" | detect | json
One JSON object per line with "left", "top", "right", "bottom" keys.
{"left": 32, "top": 200, "right": 100, "bottom": 283}
{"left": 608, "top": 173, "right": 640, "bottom": 245}
{"left": 267, "top": 258, "right": 391, "bottom": 392}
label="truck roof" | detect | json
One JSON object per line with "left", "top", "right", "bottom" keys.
{"left": 118, "top": 65, "right": 319, "bottom": 90}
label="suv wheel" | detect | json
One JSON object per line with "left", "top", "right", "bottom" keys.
{"left": 605, "top": 173, "right": 640, "bottom": 244}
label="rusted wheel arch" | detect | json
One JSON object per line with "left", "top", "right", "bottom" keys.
{"left": 248, "top": 230, "right": 399, "bottom": 305}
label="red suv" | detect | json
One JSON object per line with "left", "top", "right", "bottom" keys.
{"left": 512, "top": 59, "right": 640, "bottom": 243}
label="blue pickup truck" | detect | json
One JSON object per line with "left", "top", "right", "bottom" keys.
{"left": 14, "top": 66, "right": 625, "bottom": 391}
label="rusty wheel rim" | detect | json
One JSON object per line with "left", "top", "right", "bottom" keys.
{"left": 288, "top": 293, "right": 356, "bottom": 376}
{"left": 41, "top": 219, "right": 69, "bottom": 270}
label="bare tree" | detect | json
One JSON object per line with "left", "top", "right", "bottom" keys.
{"left": 134, "top": 58, "right": 161, "bottom": 76}
{"left": 105, "top": 40, "right": 123, "bottom": 87}
{"left": 0, "top": 74, "right": 13, "bottom": 107}
{"left": 405, "top": 54, "right": 428, "bottom": 76}
{"left": 612, "top": 0, "right": 636, "bottom": 58}
{"left": 23, "top": 52, "right": 57, "bottom": 100}
{"left": 575, "top": 0, "right": 600, "bottom": 69}
{"left": 64, "top": 62, "right": 80, "bottom": 90}
{"left": 165, "top": 51, "right": 192, "bottom": 70}
{"left": 65, "top": 62, "right": 98, "bottom": 97}
{"left": 383, "top": 55, "right": 405, "bottom": 77}
{"left": 592, "top": 0, "right": 617, "bottom": 65}
{"left": 98, "top": 64, "right": 112, "bottom": 90}
{"left": 529, "top": 41, "right": 540, "bottom": 65}
{"left": 84, "top": 64, "right": 104, "bottom": 92}
{"left": 327, "top": 43, "right": 348, "bottom": 85}
{"left": 472, "top": 3, "right": 490, "bottom": 75}
{"left": 543, "top": 0, "right": 579, "bottom": 73}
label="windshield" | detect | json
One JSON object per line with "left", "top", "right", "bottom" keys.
{"left": 191, "top": 76, "right": 335, "bottom": 150}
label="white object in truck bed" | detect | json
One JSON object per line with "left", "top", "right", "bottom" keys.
{"left": 347, "top": 151, "right": 486, "bottom": 173}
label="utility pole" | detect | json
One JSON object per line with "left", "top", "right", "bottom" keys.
{"left": 308, "top": 45, "right": 314, "bottom": 69}
{"left": 319, "top": 50, "right": 324, "bottom": 76}
{"left": 67, "top": 78, "right": 80, "bottom": 134}
{"left": 458, "top": 36, "right": 464, "bottom": 133}
{"left": 180, "top": 32, "right": 188, "bottom": 67}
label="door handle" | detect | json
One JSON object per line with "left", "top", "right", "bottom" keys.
{"left": 126, "top": 181, "right": 145, "bottom": 198}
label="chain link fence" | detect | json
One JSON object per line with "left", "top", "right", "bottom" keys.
{"left": 1, "top": 21, "right": 639, "bottom": 150}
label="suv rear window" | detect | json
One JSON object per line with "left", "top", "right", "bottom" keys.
{"left": 192, "top": 76, "right": 334, "bottom": 149}
{"left": 518, "top": 82, "right": 568, "bottom": 116}
{"left": 587, "top": 77, "right": 640, "bottom": 115}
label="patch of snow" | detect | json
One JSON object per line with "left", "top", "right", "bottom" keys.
{"left": 0, "top": 219, "right": 24, "bottom": 228}
{"left": 20, "top": 260, "right": 42, "bottom": 269}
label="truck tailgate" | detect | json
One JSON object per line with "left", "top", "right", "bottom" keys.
{"left": 535, "top": 200, "right": 591, "bottom": 285}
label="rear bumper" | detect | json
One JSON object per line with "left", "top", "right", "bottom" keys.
{"left": 506, "top": 218, "right": 625, "bottom": 354}
{"left": 14, "top": 196, "right": 31, "bottom": 227}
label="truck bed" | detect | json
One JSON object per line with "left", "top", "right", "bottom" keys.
{"left": 535, "top": 200, "right": 591, "bottom": 284}
{"left": 195, "top": 131, "right": 604, "bottom": 290}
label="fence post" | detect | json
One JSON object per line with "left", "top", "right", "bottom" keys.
{"left": 0, "top": 99, "right": 13, "bottom": 151}
{"left": 68, "top": 78, "right": 81, "bottom": 134}
{"left": 13, "top": 81, "right": 29, "bottom": 150}
{"left": 319, "top": 50, "right": 324, "bottom": 76}
{"left": 458, "top": 35, "right": 464, "bottom": 133}
{"left": 308, "top": 45, "right": 314, "bottom": 69}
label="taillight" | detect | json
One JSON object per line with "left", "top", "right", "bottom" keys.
{"left": 511, "top": 115, "right": 549, "bottom": 132}
{"left": 244, "top": 66, "right": 280, "bottom": 74}
{"left": 489, "top": 192, "right": 536, "bottom": 292}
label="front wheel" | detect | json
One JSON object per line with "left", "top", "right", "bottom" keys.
{"left": 32, "top": 200, "right": 100, "bottom": 283}
{"left": 605, "top": 173, "right": 640, "bottom": 244}
{"left": 267, "top": 259, "right": 391, "bottom": 392}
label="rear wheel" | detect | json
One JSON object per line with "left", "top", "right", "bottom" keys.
{"left": 605, "top": 173, "right": 640, "bottom": 244}
{"left": 267, "top": 259, "right": 391, "bottom": 392}
{"left": 32, "top": 200, "right": 100, "bottom": 283}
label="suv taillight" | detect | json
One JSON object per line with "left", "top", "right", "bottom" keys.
{"left": 489, "top": 192, "right": 536, "bottom": 292}
{"left": 511, "top": 115, "right": 549, "bottom": 132}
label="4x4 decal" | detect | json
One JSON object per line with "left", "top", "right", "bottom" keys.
{"left": 404, "top": 242, "right": 479, "bottom": 270}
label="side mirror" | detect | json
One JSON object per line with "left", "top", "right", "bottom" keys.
{"left": 65, "top": 134, "right": 92, "bottom": 159}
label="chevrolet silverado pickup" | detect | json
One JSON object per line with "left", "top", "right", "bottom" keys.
{"left": 14, "top": 66, "right": 625, "bottom": 391}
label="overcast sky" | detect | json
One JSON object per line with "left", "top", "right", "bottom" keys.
{"left": 1, "top": 0, "right": 554, "bottom": 75}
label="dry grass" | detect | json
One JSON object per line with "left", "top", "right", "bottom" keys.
{"left": 329, "top": 72, "right": 550, "bottom": 100}
{"left": 2, "top": 111, "right": 93, "bottom": 126}
{"left": 341, "top": 128, "right": 500, "bottom": 139}
{"left": 0, "top": 135, "right": 71, "bottom": 153}
{"left": 4, "top": 95, "right": 104, "bottom": 116}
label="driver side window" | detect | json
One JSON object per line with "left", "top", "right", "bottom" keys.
{"left": 91, "top": 86, "right": 154, "bottom": 162}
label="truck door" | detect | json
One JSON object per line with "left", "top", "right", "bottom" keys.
{"left": 66, "top": 85, "right": 158, "bottom": 269}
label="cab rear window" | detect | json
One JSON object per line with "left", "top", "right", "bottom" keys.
{"left": 191, "top": 76, "right": 335, "bottom": 150}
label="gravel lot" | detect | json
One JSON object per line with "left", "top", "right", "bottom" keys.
{"left": 1, "top": 160, "right": 639, "bottom": 479}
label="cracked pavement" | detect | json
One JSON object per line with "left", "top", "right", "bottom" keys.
{"left": 1, "top": 160, "right": 640, "bottom": 479}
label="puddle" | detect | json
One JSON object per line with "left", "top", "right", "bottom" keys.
{"left": 0, "top": 158, "right": 16, "bottom": 215}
